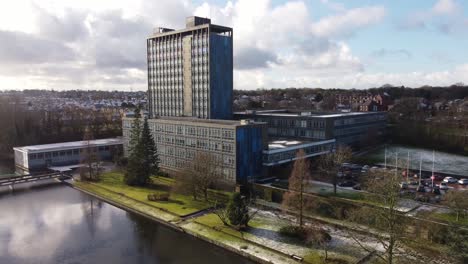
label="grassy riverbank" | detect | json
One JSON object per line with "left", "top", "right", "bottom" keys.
{"left": 75, "top": 172, "right": 212, "bottom": 217}
{"left": 73, "top": 171, "right": 356, "bottom": 264}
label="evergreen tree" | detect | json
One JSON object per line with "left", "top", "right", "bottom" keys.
{"left": 227, "top": 192, "right": 250, "bottom": 228}
{"left": 127, "top": 108, "right": 141, "bottom": 154}
{"left": 125, "top": 109, "right": 144, "bottom": 185}
{"left": 140, "top": 117, "right": 160, "bottom": 178}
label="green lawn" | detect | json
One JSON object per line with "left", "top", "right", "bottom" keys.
{"left": 193, "top": 213, "right": 355, "bottom": 264}
{"left": 82, "top": 171, "right": 212, "bottom": 217}
{"left": 194, "top": 213, "right": 246, "bottom": 238}
{"left": 74, "top": 181, "right": 178, "bottom": 222}
{"left": 317, "top": 189, "right": 365, "bottom": 201}
{"left": 431, "top": 213, "right": 468, "bottom": 227}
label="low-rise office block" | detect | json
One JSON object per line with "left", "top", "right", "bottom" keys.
{"left": 123, "top": 117, "right": 266, "bottom": 186}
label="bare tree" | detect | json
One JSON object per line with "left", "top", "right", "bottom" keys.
{"left": 80, "top": 126, "right": 101, "bottom": 181}
{"left": 282, "top": 149, "right": 312, "bottom": 228}
{"left": 306, "top": 227, "right": 332, "bottom": 262}
{"left": 443, "top": 190, "right": 468, "bottom": 222}
{"left": 446, "top": 224, "right": 468, "bottom": 263}
{"left": 317, "top": 146, "right": 352, "bottom": 195}
{"left": 320, "top": 96, "right": 336, "bottom": 111}
{"left": 173, "top": 153, "right": 221, "bottom": 201}
{"left": 213, "top": 201, "right": 230, "bottom": 226}
{"left": 347, "top": 169, "right": 409, "bottom": 264}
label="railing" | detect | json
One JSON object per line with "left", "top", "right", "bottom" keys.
{"left": 0, "top": 172, "right": 69, "bottom": 187}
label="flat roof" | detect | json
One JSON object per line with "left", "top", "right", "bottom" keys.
{"left": 268, "top": 139, "right": 310, "bottom": 150}
{"left": 148, "top": 23, "right": 232, "bottom": 39}
{"left": 124, "top": 117, "right": 266, "bottom": 127}
{"left": 235, "top": 110, "right": 384, "bottom": 118}
{"left": 314, "top": 112, "right": 377, "bottom": 118}
{"left": 14, "top": 138, "right": 123, "bottom": 153}
{"left": 266, "top": 138, "right": 336, "bottom": 153}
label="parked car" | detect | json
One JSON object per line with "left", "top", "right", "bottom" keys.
{"left": 341, "top": 163, "right": 351, "bottom": 168}
{"left": 416, "top": 185, "right": 426, "bottom": 193}
{"left": 443, "top": 177, "right": 458, "bottom": 183}
{"left": 362, "top": 165, "right": 370, "bottom": 170}
{"left": 458, "top": 179, "right": 468, "bottom": 185}
{"left": 409, "top": 180, "right": 419, "bottom": 186}
{"left": 352, "top": 184, "right": 361, "bottom": 190}
{"left": 338, "top": 181, "right": 355, "bottom": 187}
{"left": 400, "top": 182, "right": 408, "bottom": 189}
{"left": 438, "top": 182, "right": 449, "bottom": 190}
{"left": 432, "top": 174, "right": 444, "bottom": 181}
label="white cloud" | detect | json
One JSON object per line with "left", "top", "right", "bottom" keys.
{"left": 241, "top": 64, "right": 468, "bottom": 90}
{"left": 311, "top": 6, "right": 386, "bottom": 38}
{"left": 319, "top": 0, "right": 346, "bottom": 12}
{"left": 0, "top": 0, "right": 464, "bottom": 91}
{"left": 432, "top": 0, "right": 459, "bottom": 15}
{"left": 398, "top": 0, "right": 466, "bottom": 33}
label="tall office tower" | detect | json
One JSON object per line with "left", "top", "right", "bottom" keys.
{"left": 147, "top": 16, "right": 233, "bottom": 120}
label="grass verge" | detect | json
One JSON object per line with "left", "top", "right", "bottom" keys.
{"left": 77, "top": 171, "right": 212, "bottom": 217}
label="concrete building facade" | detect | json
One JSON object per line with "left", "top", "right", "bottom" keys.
{"left": 263, "top": 139, "right": 336, "bottom": 166}
{"left": 13, "top": 138, "right": 123, "bottom": 172}
{"left": 122, "top": 16, "right": 388, "bottom": 186}
{"left": 235, "top": 110, "right": 387, "bottom": 148}
{"left": 147, "top": 17, "right": 233, "bottom": 120}
{"left": 123, "top": 117, "right": 266, "bottom": 185}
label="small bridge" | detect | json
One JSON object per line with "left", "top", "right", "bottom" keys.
{"left": 0, "top": 172, "right": 71, "bottom": 187}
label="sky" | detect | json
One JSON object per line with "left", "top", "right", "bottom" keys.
{"left": 0, "top": 0, "right": 467, "bottom": 91}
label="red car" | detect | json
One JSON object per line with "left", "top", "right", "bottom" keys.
{"left": 432, "top": 174, "right": 444, "bottom": 181}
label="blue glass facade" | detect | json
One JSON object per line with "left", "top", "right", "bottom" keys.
{"left": 236, "top": 126, "right": 265, "bottom": 184}
{"left": 210, "top": 34, "right": 233, "bottom": 120}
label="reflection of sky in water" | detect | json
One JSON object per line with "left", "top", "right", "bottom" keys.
{"left": 0, "top": 184, "right": 251, "bottom": 264}
{"left": 0, "top": 186, "right": 125, "bottom": 263}
{"left": 370, "top": 145, "right": 468, "bottom": 176}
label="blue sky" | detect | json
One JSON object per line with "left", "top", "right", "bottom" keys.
{"left": 0, "top": 0, "right": 467, "bottom": 90}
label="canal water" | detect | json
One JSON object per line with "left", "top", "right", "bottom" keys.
{"left": 0, "top": 182, "right": 252, "bottom": 264}
{"left": 366, "top": 145, "right": 468, "bottom": 176}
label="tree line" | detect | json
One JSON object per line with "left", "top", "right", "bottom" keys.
{"left": 234, "top": 84, "right": 468, "bottom": 102}
{"left": 0, "top": 96, "right": 122, "bottom": 157}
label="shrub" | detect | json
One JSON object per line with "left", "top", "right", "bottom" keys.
{"left": 307, "top": 228, "right": 332, "bottom": 246}
{"left": 279, "top": 225, "right": 308, "bottom": 241}
{"left": 279, "top": 225, "right": 331, "bottom": 246}
{"left": 147, "top": 192, "right": 170, "bottom": 201}
{"left": 227, "top": 193, "right": 249, "bottom": 227}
